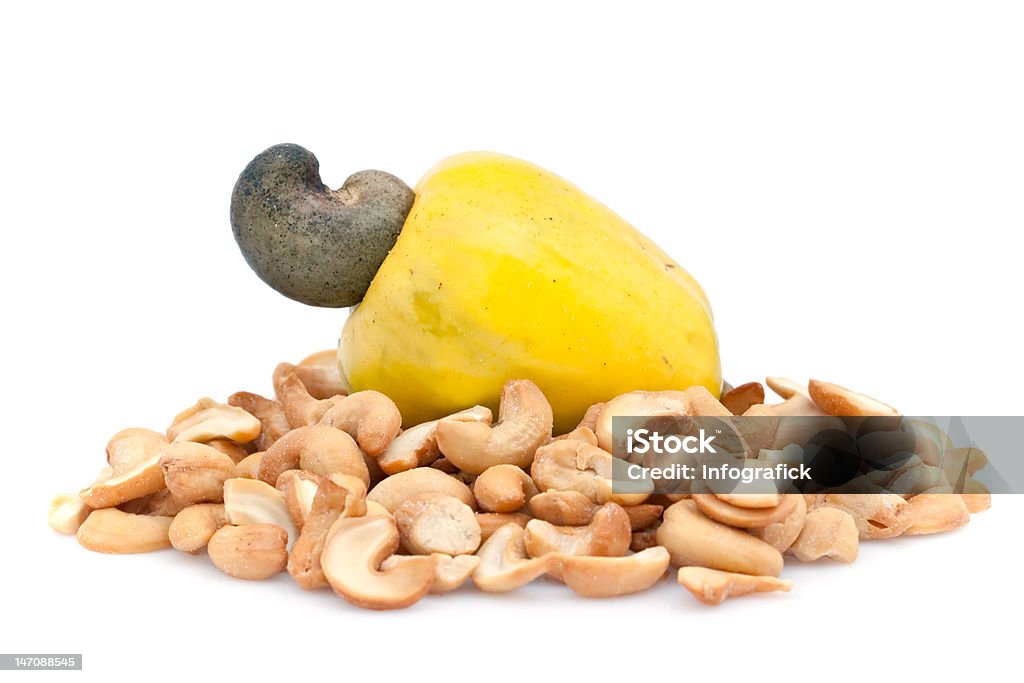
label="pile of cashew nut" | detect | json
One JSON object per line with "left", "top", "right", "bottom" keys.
{"left": 49, "top": 351, "right": 991, "bottom": 609}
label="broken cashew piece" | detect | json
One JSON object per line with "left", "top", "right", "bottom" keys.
{"left": 273, "top": 362, "right": 344, "bottom": 428}
{"left": 594, "top": 390, "right": 689, "bottom": 454}
{"left": 477, "top": 512, "right": 531, "bottom": 542}
{"left": 48, "top": 494, "right": 91, "bottom": 535}
{"left": 366, "top": 467, "right": 476, "bottom": 513}
{"left": 823, "top": 493, "right": 912, "bottom": 540}
{"left": 394, "top": 494, "right": 481, "bottom": 555}
{"left": 677, "top": 567, "right": 793, "bottom": 605}
{"left": 159, "top": 441, "right": 237, "bottom": 505}
{"left": 523, "top": 503, "right": 631, "bottom": 558}
{"left": 276, "top": 470, "right": 323, "bottom": 530}
{"left": 80, "top": 454, "right": 165, "bottom": 509}
{"left": 435, "top": 380, "right": 553, "bottom": 475}
{"left": 223, "top": 478, "right": 297, "bottom": 549}
{"left": 318, "top": 390, "right": 402, "bottom": 457}
{"left": 904, "top": 494, "right": 971, "bottom": 535}
{"left": 656, "top": 500, "right": 783, "bottom": 576}
{"left": 208, "top": 524, "right": 288, "bottom": 580}
{"left": 528, "top": 490, "right": 598, "bottom": 526}
{"left": 288, "top": 475, "right": 368, "bottom": 590}
{"left": 690, "top": 482, "right": 797, "bottom": 529}
{"left": 749, "top": 494, "right": 808, "bottom": 552}
{"left": 321, "top": 515, "right": 437, "bottom": 610}
{"left": 258, "top": 425, "right": 369, "bottom": 487}
{"left": 381, "top": 554, "right": 481, "bottom": 595}
{"left": 531, "top": 439, "right": 651, "bottom": 506}
{"left": 474, "top": 464, "right": 539, "bottom": 513}
{"left": 77, "top": 508, "right": 173, "bottom": 553}
{"left": 552, "top": 547, "right": 670, "bottom": 598}
{"left": 472, "top": 523, "right": 554, "bottom": 592}
{"left": 788, "top": 507, "right": 859, "bottom": 563}
{"left": 295, "top": 349, "right": 348, "bottom": 399}
{"left": 168, "top": 397, "right": 262, "bottom": 444}
{"left": 169, "top": 504, "right": 227, "bottom": 553}
{"left": 808, "top": 380, "right": 899, "bottom": 417}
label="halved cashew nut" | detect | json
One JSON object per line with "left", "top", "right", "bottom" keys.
{"left": 167, "top": 397, "right": 262, "bottom": 444}
{"left": 106, "top": 428, "right": 169, "bottom": 475}
{"left": 276, "top": 470, "right": 323, "bottom": 530}
{"left": 435, "top": 380, "right": 553, "bottom": 475}
{"left": 528, "top": 490, "right": 598, "bottom": 526}
{"left": 48, "top": 494, "right": 91, "bottom": 535}
{"left": 289, "top": 475, "right": 368, "bottom": 590}
{"left": 690, "top": 482, "right": 797, "bottom": 529}
{"left": 80, "top": 454, "right": 165, "bottom": 509}
{"left": 321, "top": 515, "right": 437, "bottom": 610}
{"left": 258, "top": 425, "right": 369, "bottom": 487}
{"left": 228, "top": 391, "right": 291, "bottom": 451}
{"left": 808, "top": 379, "right": 899, "bottom": 417}
{"left": 208, "top": 524, "right": 288, "bottom": 580}
{"left": 523, "top": 503, "right": 631, "bottom": 558}
{"left": 677, "top": 567, "right": 793, "bottom": 605}
{"left": 904, "top": 494, "right": 970, "bottom": 535}
{"left": 552, "top": 547, "right": 670, "bottom": 598}
{"left": 823, "top": 493, "right": 911, "bottom": 540}
{"left": 788, "top": 507, "right": 859, "bottom": 563}
{"left": 394, "top": 493, "right": 481, "bottom": 555}
{"left": 223, "top": 478, "right": 297, "bottom": 549}
{"left": 472, "top": 523, "right": 554, "bottom": 592}
{"left": 366, "top": 467, "right": 475, "bottom": 513}
{"left": 169, "top": 504, "right": 227, "bottom": 553}
{"left": 474, "top": 464, "right": 539, "bottom": 513}
{"left": 749, "top": 494, "right": 807, "bottom": 552}
{"left": 381, "top": 554, "right": 481, "bottom": 595}
{"left": 764, "top": 377, "right": 808, "bottom": 400}
{"left": 77, "top": 509, "right": 173, "bottom": 553}
{"left": 656, "top": 500, "right": 783, "bottom": 576}
{"left": 531, "top": 439, "right": 651, "bottom": 506}
{"left": 160, "top": 442, "right": 237, "bottom": 505}
{"left": 318, "top": 390, "right": 402, "bottom": 457}
{"left": 379, "top": 406, "right": 493, "bottom": 475}
{"left": 477, "top": 512, "right": 531, "bottom": 542}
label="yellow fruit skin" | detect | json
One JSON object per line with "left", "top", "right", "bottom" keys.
{"left": 340, "top": 152, "right": 721, "bottom": 433}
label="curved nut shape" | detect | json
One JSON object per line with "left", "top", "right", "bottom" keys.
{"left": 288, "top": 475, "right": 368, "bottom": 590}
{"left": 677, "top": 567, "right": 793, "bottom": 605}
{"left": 228, "top": 391, "right": 292, "bottom": 451}
{"left": 77, "top": 509, "right": 173, "bottom": 553}
{"left": 595, "top": 390, "right": 689, "bottom": 454}
{"left": 168, "top": 397, "right": 262, "bottom": 444}
{"left": 48, "top": 494, "right": 91, "bottom": 535}
{"left": 169, "top": 504, "right": 227, "bottom": 553}
{"left": 656, "top": 500, "right": 783, "bottom": 576}
{"left": 690, "top": 483, "right": 798, "bottom": 529}
{"left": 296, "top": 349, "right": 348, "bottom": 399}
{"left": 749, "top": 494, "right": 807, "bottom": 552}
{"left": 106, "top": 428, "right": 169, "bottom": 475}
{"left": 788, "top": 507, "right": 859, "bottom": 563}
{"left": 523, "top": 503, "right": 631, "bottom": 558}
{"left": 273, "top": 362, "right": 345, "bottom": 428}
{"left": 259, "top": 425, "right": 369, "bottom": 487}
{"left": 276, "top": 470, "right": 323, "bottom": 530}
{"left": 381, "top": 554, "right": 481, "bottom": 595}
{"left": 208, "top": 524, "right": 288, "bottom": 580}
{"left": 808, "top": 379, "right": 899, "bottom": 417}
{"left": 222, "top": 478, "right": 297, "bottom": 549}
{"left": 318, "top": 390, "right": 402, "bottom": 457}
{"left": 531, "top": 439, "right": 651, "bottom": 506}
{"left": 553, "top": 547, "right": 670, "bottom": 598}
{"left": 160, "top": 442, "right": 237, "bottom": 505}
{"left": 472, "top": 523, "right": 554, "bottom": 592}
{"left": 378, "top": 406, "right": 493, "bottom": 475}
{"left": 474, "top": 464, "right": 539, "bottom": 513}
{"left": 435, "top": 380, "right": 553, "bottom": 475}
{"left": 80, "top": 454, "right": 165, "bottom": 509}
{"left": 367, "top": 467, "right": 476, "bottom": 513}
{"left": 321, "top": 515, "right": 436, "bottom": 610}
{"left": 394, "top": 494, "right": 481, "bottom": 556}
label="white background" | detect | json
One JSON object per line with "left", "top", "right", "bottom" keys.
{"left": 2, "top": 1, "right": 1022, "bottom": 680}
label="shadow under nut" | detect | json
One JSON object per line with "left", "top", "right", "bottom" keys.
{"left": 230, "top": 143, "right": 415, "bottom": 308}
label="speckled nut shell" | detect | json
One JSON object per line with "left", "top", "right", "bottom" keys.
{"left": 230, "top": 143, "right": 415, "bottom": 308}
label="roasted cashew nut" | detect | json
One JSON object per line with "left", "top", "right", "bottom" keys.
{"left": 530, "top": 439, "right": 651, "bottom": 506}
{"left": 435, "top": 380, "right": 553, "bottom": 475}
{"left": 473, "top": 464, "right": 539, "bottom": 513}
{"left": 318, "top": 390, "right": 402, "bottom": 457}
{"left": 258, "top": 425, "right": 369, "bottom": 488}
{"left": 523, "top": 503, "right": 631, "bottom": 558}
